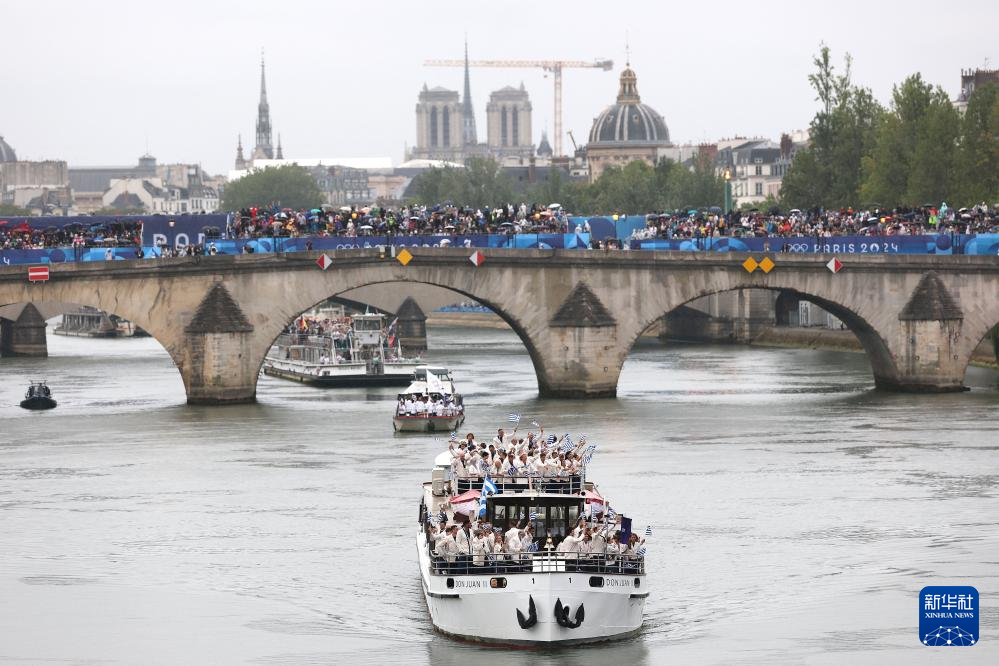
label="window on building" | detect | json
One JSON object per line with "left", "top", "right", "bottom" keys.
{"left": 755, "top": 165, "right": 762, "bottom": 176}
{"left": 512, "top": 107, "right": 519, "bottom": 146}
{"left": 442, "top": 107, "right": 451, "bottom": 147}
{"left": 755, "top": 182, "right": 763, "bottom": 196}
{"left": 430, "top": 107, "right": 438, "bottom": 147}
{"left": 501, "top": 106, "right": 508, "bottom": 146}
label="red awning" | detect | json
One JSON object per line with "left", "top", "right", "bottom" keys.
{"left": 582, "top": 489, "right": 605, "bottom": 504}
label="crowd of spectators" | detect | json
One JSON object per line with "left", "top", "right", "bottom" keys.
{"left": 5, "top": 201, "right": 999, "bottom": 252}
{"left": 629, "top": 202, "right": 999, "bottom": 242}
{"left": 0, "top": 220, "right": 141, "bottom": 251}
{"left": 228, "top": 202, "right": 570, "bottom": 239}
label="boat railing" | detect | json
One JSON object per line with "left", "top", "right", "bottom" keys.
{"left": 395, "top": 408, "right": 463, "bottom": 418}
{"left": 425, "top": 545, "right": 645, "bottom": 576}
{"left": 455, "top": 474, "right": 584, "bottom": 495}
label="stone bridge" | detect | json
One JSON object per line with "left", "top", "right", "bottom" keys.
{"left": 1, "top": 248, "right": 997, "bottom": 404}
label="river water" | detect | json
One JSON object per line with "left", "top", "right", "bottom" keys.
{"left": 2, "top": 326, "right": 997, "bottom": 664}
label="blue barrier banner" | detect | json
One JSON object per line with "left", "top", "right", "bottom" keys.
{"left": 629, "top": 233, "right": 999, "bottom": 255}
{"left": 4, "top": 232, "right": 997, "bottom": 266}
{"left": 140, "top": 215, "right": 230, "bottom": 246}
{"left": 569, "top": 216, "right": 645, "bottom": 241}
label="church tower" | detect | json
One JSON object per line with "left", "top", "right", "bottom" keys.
{"left": 252, "top": 54, "right": 274, "bottom": 160}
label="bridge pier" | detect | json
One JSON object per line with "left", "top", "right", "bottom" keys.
{"left": 537, "top": 284, "right": 624, "bottom": 399}
{"left": 396, "top": 296, "right": 428, "bottom": 356}
{"left": 0, "top": 304, "right": 48, "bottom": 357}
{"left": 873, "top": 272, "right": 969, "bottom": 393}
{"left": 180, "top": 283, "right": 258, "bottom": 404}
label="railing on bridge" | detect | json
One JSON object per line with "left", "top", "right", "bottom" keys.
{"left": 454, "top": 474, "right": 586, "bottom": 495}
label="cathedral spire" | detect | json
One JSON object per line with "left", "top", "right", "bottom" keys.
{"left": 234, "top": 134, "right": 247, "bottom": 169}
{"left": 461, "top": 37, "right": 477, "bottom": 146}
{"left": 276, "top": 133, "right": 283, "bottom": 159}
{"left": 253, "top": 50, "right": 274, "bottom": 160}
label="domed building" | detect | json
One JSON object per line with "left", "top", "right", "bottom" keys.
{"left": 0, "top": 134, "right": 17, "bottom": 163}
{"left": 585, "top": 65, "right": 671, "bottom": 181}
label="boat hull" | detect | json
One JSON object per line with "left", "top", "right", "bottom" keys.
{"left": 394, "top": 414, "right": 465, "bottom": 432}
{"left": 20, "top": 397, "right": 57, "bottom": 410}
{"left": 262, "top": 364, "right": 415, "bottom": 387}
{"left": 416, "top": 533, "right": 645, "bottom": 646}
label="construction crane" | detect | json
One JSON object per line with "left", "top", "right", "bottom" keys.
{"left": 424, "top": 58, "right": 613, "bottom": 158}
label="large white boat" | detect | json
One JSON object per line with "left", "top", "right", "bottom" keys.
{"left": 263, "top": 313, "right": 422, "bottom": 387}
{"left": 416, "top": 449, "right": 647, "bottom": 645}
{"left": 393, "top": 366, "right": 465, "bottom": 432}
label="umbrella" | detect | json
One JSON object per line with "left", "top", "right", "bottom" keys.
{"left": 358, "top": 224, "right": 374, "bottom": 231}
{"left": 708, "top": 206, "right": 722, "bottom": 213}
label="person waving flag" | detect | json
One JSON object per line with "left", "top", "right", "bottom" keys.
{"left": 507, "top": 413, "right": 521, "bottom": 424}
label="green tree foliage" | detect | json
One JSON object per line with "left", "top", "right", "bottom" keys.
{"left": 781, "top": 45, "right": 883, "bottom": 208}
{"left": 408, "top": 157, "right": 514, "bottom": 208}
{"left": 861, "top": 74, "right": 961, "bottom": 205}
{"left": 957, "top": 84, "right": 999, "bottom": 203}
{"left": 222, "top": 165, "right": 324, "bottom": 211}
{"left": 0, "top": 203, "right": 32, "bottom": 216}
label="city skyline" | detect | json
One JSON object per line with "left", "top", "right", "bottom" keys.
{"left": 2, "top": 0, "right": 996, "bottom": 174}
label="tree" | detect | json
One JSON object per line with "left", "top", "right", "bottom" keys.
{"left": 957, "top": 83, "right": 999, "bottom": 203}
{"left": 407, "top": 157, "right": 513, "bottom": 208}
{"left": 861, "top": 74, "right": 960, "bottom": 205}
{"left": 0, "top": 203, "right": 31, "bottom": 216}
{"left": 781, "top": 45, "right": 883, "bottom": 208}
{"left": 222, "top": 165, "right": 324, "bottom": 211}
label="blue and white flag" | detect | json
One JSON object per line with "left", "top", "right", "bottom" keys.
{"left": 560, "top": 439, "right": 574, "bottom": 453}
{"left": 582, "top": 453, "right": 593, "bottom": 465}
{"left": 478, "top": 500, "right": 487, "bottom": 518}
{"left": 529, "top": 510, "right": 538, "bottom": 521}
{"left": 645, "top": 525, "right": 653, "bottom": 537}
{"left": 507, "top": 413, "right": 521, "bottom": 423}
{"left": 449, "top": 431, "right": 458, "bottom": 442}
{"left": 482, "top": 477, "right": 498, "bottom": 496}
{"left": 636, "top": 546, "right": 647, "bottom": 558}
{"left": 607, "top": 506, "right": 616, "bottom": 521}
{"left": 526, "top": 540, "right": 539, "bottom": 553}
{"left": 438, "top": 508, "right": 447, "bottom": 524}
{"left": 546, "top": 433, "right": 557, "bottom": 445}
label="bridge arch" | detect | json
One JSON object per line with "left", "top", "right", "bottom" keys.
{"left": 252, "top": 278, "right": 548, "bottom": 392}
{"left": 618, "top": 285, "right": 898, "bottom": 389}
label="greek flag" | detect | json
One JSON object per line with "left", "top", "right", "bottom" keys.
{"left": 507, "top": 413, "right": 521, "bottom": 423}
{"left": 645, "top": 525, "right": 653, "bottom": 537}
{"left": 449, "top": 431, "right": 458, "bottom": 442}
{"left": 560, "top": 439, "right": 574, "bottom": 454}
{"left": 547, "top": 433, "right": 557, "bottom": 445}
{"left": 482, "top": 477, "right": 498, "bottom": 495}
{"left": 438, "top": 509, "right": 447, "bottom": 524}
{"left": 526, "top": 540, "right": 539, "bottom": 552}
{"left": 529, "top": 510, "right": 538, "bottom": 521}
{"left": 607, "top": 507, "right": 616, "bottom": 521}
{"left": 427, "top": 512, "right": 437, "bottom": 526}
{"left": 582, "top": 453, "right": 593, "bottom": 465}
{"left": 636, "top": 546, "right": 647, "bottom": 558}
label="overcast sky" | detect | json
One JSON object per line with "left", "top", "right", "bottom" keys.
{"left": 3, "top": 0, "right": 996, "bottom": 174}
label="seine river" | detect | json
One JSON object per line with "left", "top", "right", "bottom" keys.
{"left": 2, "top": 326, "right": 998, "bottom": 664}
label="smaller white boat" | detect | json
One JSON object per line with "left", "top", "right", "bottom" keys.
{"left": 393, "top": 366, "right": 465, "bottom": 432}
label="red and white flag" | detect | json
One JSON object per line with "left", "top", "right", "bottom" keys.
{"left": 826, "top": 258, "right": 843, "bottom": 274}
{"left": 469, "top": 250, "right": 485, "bottom": 267}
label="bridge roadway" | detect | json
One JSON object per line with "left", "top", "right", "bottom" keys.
{"left": 1, "top": 248, "right": 998, "bottom": 404}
